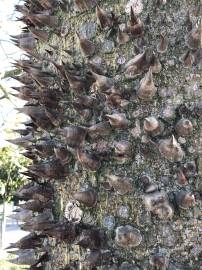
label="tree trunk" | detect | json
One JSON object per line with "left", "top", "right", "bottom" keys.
{"left": 11, "top": 0, "right": 202, "bottom": 269}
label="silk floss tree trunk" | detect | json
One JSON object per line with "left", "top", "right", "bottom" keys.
{"left": 8, "top": 0, "right": 202, "bottom": 269}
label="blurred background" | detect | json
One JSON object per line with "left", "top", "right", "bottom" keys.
{"left": 0, "top": 1, "right": 29, "bottom": 269}
{"left": 0, "top": 0, "right": 23, "bottom": 145}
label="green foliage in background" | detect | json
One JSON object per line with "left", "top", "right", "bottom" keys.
{"left": 0, "top": 253, "right": 27, "bottom": 270}
{"left": 0, "top": 146, "right": 28, "bottom": 203}
{"left": 0, "top": 259, "right": 26, "bottom": 270}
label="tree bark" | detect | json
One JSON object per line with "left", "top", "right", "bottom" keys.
{"left": 12, "top": 0, "right": 202, "bottom": 269}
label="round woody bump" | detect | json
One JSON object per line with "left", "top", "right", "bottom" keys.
{"left": 137, "top": 67, "right": 157, "bottom": 101}
{"left": 175, "top": 118, "right": 193, "bottom": 137}
{"left": 115, "top": 225, "right": 142, "bottom": 248}
{"left": 159, "top": 135, "right": 184, "bottom": 162}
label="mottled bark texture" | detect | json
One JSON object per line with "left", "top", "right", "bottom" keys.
{"left": 10, "top": 0, "right": 202, "bottom": 269}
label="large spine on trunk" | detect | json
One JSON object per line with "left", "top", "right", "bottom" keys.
{"left": 8, "top": 0, "right": 202, "bottom": 269}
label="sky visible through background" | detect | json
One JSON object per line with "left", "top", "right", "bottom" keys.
{"left": 0, "top": 2, "right": 29, "bottom": 255}
{"left": 0, "top": 0, "right": 25, "bottom": 146}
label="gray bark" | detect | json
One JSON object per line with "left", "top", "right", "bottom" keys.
{"left": 13, "top": 0, "right": 202, "bottom": 269}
